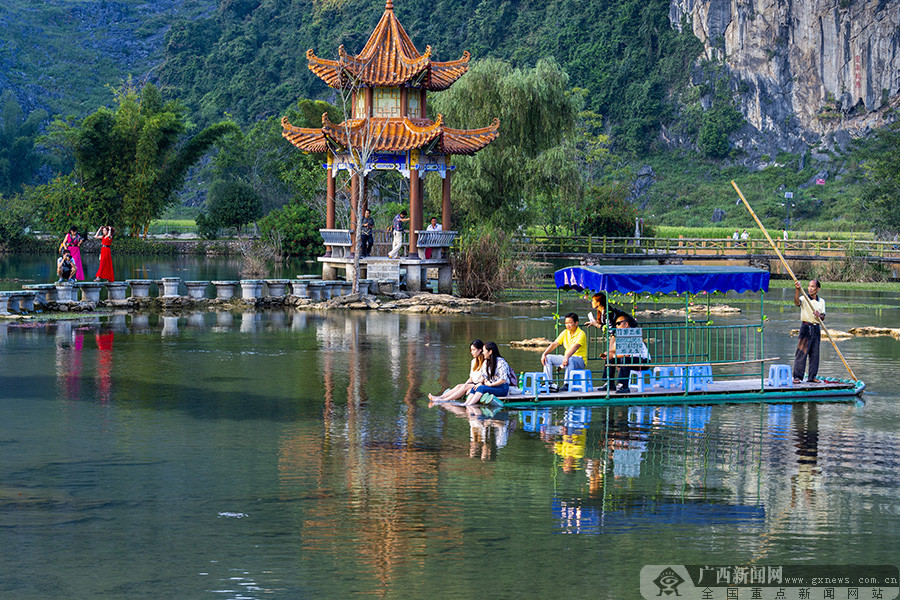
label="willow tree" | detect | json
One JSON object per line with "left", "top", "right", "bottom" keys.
{"left": 40, "top": 80, "right": 238, "bottom": 235}
{"left": 430, "top": 57, "right": 582, "bottom": 232}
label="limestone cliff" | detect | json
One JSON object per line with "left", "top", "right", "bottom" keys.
{"left": 669, "top": 0, "right": 900, "bottom": 154}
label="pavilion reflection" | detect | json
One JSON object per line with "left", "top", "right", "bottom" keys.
{"left": 277, "top": 310, "right": 461, "bottom": 595}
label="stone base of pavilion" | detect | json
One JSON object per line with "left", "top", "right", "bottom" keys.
{"left": 318, "top": 256, "right": 453, "bottom": 294}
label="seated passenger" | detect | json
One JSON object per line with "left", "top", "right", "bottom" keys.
{"left": 465, "top": 342, "right": 516, "bottom": 405}
{"left": 609, "top": 316, "right": 651, "bottom": 394}
{"left": 540, "top": 312, "right": 588, "bottom": 392}
{"left": 429, "top": 339, "right": 485, "bottom": 403}
{"left": 585, "top": 292, "right": 632, "bottom": 330}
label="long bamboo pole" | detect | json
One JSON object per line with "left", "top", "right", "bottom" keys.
{"left": 731, "top": 180, "right": 858, "bottom": 381}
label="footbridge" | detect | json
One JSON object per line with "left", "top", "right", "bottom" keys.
{"left": 518, "top": 236, "right": 900, "bottom": 268}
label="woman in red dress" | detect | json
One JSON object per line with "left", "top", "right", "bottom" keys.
{"left": 93, "top": 225, "right": 115, "bottom": 282}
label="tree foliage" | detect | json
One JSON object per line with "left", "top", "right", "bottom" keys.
{"left": 206, "top": 179, "right": 262, "bottom": 233}
{"left": 211, "top": 99, "right": 341, "bottom": 216}
{"left": 860, "top": 123, "right": 900, "bottom": 236}
{"left": 159, "top": 0, "right": 702, "bottom": 156}
{"left": 37, "top": 81, "right": 238, "bottom": 235}
{"left": 431, "top": 57, "right": 582, "bottom": 231}
{"left": 0, "top": 91, "right": 48, "bottom": 197}
{"left": 0, "top": 192, "right": 41, "bottom": 247}
{"left": 580, "top": 182, "right": 638, "bottom": 237}
{"left": 257, "top": 199, "right": 324, "bottom": 258}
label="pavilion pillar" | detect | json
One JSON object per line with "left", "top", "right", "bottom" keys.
{"left": 441, "top": 166, "right": 451, "bottom": 230}
{"left": 400, "top": 88, "right": 408, "bottom": 117}
{"left": 325, "top": 163, "right": 336, "bottom": 257}
{"left": 408, "top": 168, "right": 421, "bottom": 259}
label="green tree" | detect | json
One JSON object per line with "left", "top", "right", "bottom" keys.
{"left": 211, "top": 99, "right": 340, "bottom": 215}
{"left": 580, "top": 182, "right": 638, "bottom": 237}
{"left": 860, "top": 123, "right": 900, "bottom": 236}
{"left": 206, "top": 179, "right": 262, "bottom": 233}
{"left": 257, "top": 199, "right": 323, "bottom": 257}
{"left": 38, "top": 81, "right": 238, "bottom": 235}
{"left": 0, "top": 91, "right": 48, "bottom": 197}
{"left": 430, "top": 58, "right": 582, "bottom": 231}
{"left": 0, "top": 192, "right": 40, "bottom": 248}
{"left": 695, "top": 65, "right": 744, "bottom": 158}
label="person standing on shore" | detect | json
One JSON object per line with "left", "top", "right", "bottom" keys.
{"left": 93, "top": 225, "right": 115, "bottom": 282}
{"left": 793, "top": 279, "right": 825, "bottom": 384}
{"left": 387, "top": 209, "right": 409, "bottom": 259}
{"left": 360, "top": 209, "right": 375, "bottom": 258}
{"left": 61, "top": 226, "right": 85, "bottom": 281}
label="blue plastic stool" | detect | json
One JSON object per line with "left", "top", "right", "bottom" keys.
{"left": 522, "top": 372, "right": 550, "bottom": 396}
{"left": 652, "top": 366, "right": 684, "bottom": 389}
{"left": 687, "top": 364, "right": 712, "bottom": 392}
{"left": 566, "top": 369, "right": 593, "bottom": 392}
{"left": 767, "top": 364, "right": 793, "bottom": 388}
{"left": 628, "top": 369, "right": 654, "bottom": 392}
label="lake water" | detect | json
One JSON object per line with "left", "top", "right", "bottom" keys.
{"left": 1, "top": 257, "right": 899, "bottom": 599}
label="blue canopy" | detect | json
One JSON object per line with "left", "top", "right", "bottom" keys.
{"left": 554, "top": 265, "right": 770, "bottom": 295}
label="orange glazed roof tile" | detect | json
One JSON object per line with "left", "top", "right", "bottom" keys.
{"left": 281, "top": 115, "right": 499, "bottom": 156}
{"left": 306, "top": 0, "right": 470, "bottom": 91}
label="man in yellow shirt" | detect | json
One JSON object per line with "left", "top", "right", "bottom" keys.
{"left": 541, "top": 312, "right": 588, "bottom": 392}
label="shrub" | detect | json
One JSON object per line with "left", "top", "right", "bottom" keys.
{"left": 580, "top": 183, "right": 637, "bottom": 237}
{"left": 206, "top": 179, "right": 262, "bottom": 233}
{"left": 257, "top": 199, "right": 323, "bottom": 257}
{"left": 452, "top": 225, "right": 523, "bottom": 301}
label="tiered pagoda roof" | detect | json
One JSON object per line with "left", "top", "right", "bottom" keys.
{"left": 306, "top": 0, "right": 470, "bottom": 91}
{"left": 283, "top": 0, "right": 498, "bottom": 157}
{"left": 282, "top": 114, "right": 500, "bottom": 156}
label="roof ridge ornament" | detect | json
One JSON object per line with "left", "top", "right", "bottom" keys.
{"left": 385, "top": 0, "right": 393, "bottom": 10}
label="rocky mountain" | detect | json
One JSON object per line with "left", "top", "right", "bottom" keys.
{"left": 670, "top": 0, "right": 900, "bottom": 156}
{"left": 1, "top": 0, "right": 896, "bottom": 161}
{"left": 0, "top": 0, "right": 214, "bottom": 116}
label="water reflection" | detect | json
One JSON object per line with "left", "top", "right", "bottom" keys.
{"left": 1, "top": 305, "right": 899, "bottom": 598}
{"left": 95, "top": 331, "right": 114, "bottom": 405}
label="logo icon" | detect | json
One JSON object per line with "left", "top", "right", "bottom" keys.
{"left": 653, "top": 567, "right": 685, "bottom": 596}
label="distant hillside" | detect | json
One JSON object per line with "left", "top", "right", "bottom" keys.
{"left": 159, "top": 0, "right": 702, "bottom": 154}
{"left": 0, "top": 0, "right": 214, "bottom": 116}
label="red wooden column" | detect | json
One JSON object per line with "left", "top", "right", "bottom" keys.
{"left": 408, "top": 168, "right": 420, "bottom": 258}
{"left": 441, "top": 163, "right": 451, "bottom": 230}
{"left": 325, "top": 161, "right": 336, "bottom": 256}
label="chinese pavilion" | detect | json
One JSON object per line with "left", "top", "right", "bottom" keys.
{"left": 281, "top": 0, "right": 499, "bottom": 291}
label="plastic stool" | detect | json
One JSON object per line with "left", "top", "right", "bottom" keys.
{"left": 628, "top": 369, "right": 654, "bottom": 392}
{"left": 522, "top": 372, "right": 550, "bottom": 396}
{"left": 686, "top": 365, "right": 711, "bottom": 392}
{"left": 767, "top": 364, "right": 793, "bottom": 388}
{"left": 652, "top": 366, "right": 684, "bottom": 389}
{"left": 566, "top": 369, "right": 593, "bottom": 392}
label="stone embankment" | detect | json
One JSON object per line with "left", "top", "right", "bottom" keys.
{"left": 1, "top": 277, "right": 536, "bottom": 318}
